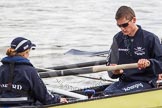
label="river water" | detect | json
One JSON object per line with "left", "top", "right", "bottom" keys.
{"left": 0, "top": 0, "right": 162, "bottom": 90}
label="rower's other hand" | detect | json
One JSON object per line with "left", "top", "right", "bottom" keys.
{"left": 137, "top": 59, "right": 150, "bottom": 70}
{"left": 110, "top": 64, "right": 123, "bottom": 74}
{"left": 60, "top": 98, "right": 68, "bottom": 103}
{"left": 158, "top": 74, "right": 162, "bottom": 80}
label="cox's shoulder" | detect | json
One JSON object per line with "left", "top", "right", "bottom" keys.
{"left": 20, "top": 65, "right": 37, "bottom": 72}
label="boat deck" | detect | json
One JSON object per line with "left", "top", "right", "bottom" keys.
{"left": 43, "top": 71, "right": 116, "bottom": 91}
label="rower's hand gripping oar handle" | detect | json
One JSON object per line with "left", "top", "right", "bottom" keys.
{"left": 92, "top": 63, "right": 138, "bottom": 72}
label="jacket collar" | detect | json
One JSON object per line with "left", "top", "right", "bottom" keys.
{"left": 1, "top": 56, "right": 32, "bottom": 66}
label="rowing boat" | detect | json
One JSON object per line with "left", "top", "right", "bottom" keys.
{"left": 5, "top": 77, "right": 162, "bottom": 108}
{"left": 37, "top": 63, "right": 162, "bottom": 108}
{"left": 29, "top": 84, "right": 162, "bottom": 108}
{"left": 4, "top": 61, "right": 162, "bottom": 108}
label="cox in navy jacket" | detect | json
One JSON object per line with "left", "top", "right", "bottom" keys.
{"left": 0, "top": 56, "right": 60, "bottom": 105}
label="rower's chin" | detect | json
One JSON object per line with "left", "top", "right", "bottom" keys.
{"left": 122, "top": 31, "right": 129, "bottom": 35}
{"left": 123, "top": 33, "right": 128, "bottom": 35}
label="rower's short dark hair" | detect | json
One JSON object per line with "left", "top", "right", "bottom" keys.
{"left": 115, "top": 6, "right": 136, "bottom": 20}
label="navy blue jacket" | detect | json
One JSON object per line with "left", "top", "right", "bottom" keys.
{"left": 0, "top": 56, "right": 60, "bottom": 105}
{"left": 108, "top": 25, "right": 162, "bottom": 83}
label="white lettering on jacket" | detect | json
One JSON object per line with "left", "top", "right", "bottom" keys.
{"left": 123, "top": 83, "right": 143, "bottom": 92}
{"left": 0, "top": 84, "right": 22, "bottom": 90}
{"left": 118, "top": 48, "right": 128, "bottom": 52}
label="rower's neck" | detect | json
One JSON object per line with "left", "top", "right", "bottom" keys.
{"left": 129, "top": 25, "right": 139, "bottom": 37}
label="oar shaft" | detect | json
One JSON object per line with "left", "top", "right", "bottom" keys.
{"left": 39, "top": 63, "right": 138, "bottom": 78}
{"left": 77, "top": 75, "right": 115, "bottom": 82}
{"left": 52, "top": 88, "right": 88, "bottom": 100}
{"left": 39, "top": 60, "right": 107, "bottom": 71}
{"left": 39, "top": 67, "right": 93, "bottom": 78}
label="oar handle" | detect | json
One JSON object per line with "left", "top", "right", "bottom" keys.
{"left": 92, "top": 63, "right": 138, "bottom": 72}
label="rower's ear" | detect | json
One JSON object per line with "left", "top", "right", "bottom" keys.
{"left": 132, "top": 17, "right": 136, "bottom": 23}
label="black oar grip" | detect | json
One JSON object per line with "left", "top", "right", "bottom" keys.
{"left": 39, "top": 67, "right": 93, "bottom": 78}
